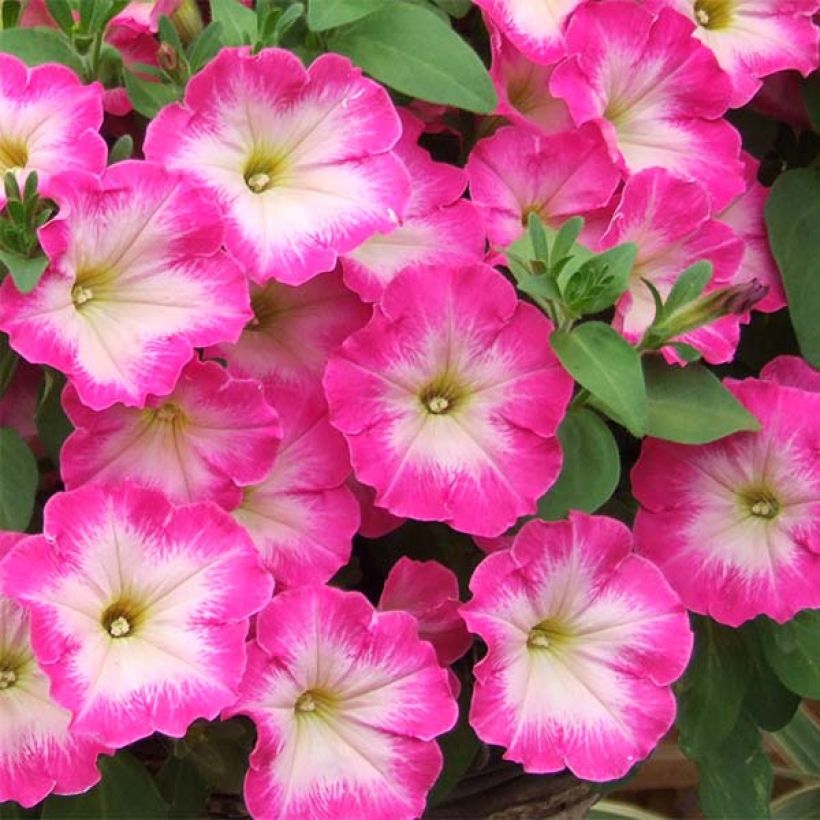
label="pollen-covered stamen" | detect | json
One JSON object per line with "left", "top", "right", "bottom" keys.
{"left": 426, "top": 396, "right": 450, "bottom": 414}
{"left": 247, "top": 172, "right": 271, "bottom": 193}
{"left": 0, "top": 136, "right": 29, "bottom": 173}
{"left": 155, "top": 403, "right": 180, "bottom": 423}
{"left": 527, "top": 627, "right": 551, "bottom": 650}
{"left": 295, "top": 691, "right": 317, "bottom": 713}
{"left": 741, "top": 487, "right": 780, "bottom": 520}
{"left": 72, "top": 285, "right": 94, "bottom": 306}
{"left": 108, "top": 615, "right": 131, "bottom": 638}
{"left": 419, "top": 373, "right": 467, "bottom": 416}
{"left": 695, "top": 7, "right": 710, "bottom": 25}
{"left": 0, "top": 668, "right": 17, "bottom": 689}
{"left": 692, "top": 0, "right": 733, "bottom": 30}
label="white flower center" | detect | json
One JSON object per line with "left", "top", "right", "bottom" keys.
{"left": 108, "top": 615, "right": 131, "bottom": 638}
{"left": 72, "top": 285, "right": 94, "bottom": 306}
{"left": 246, "top": 172, "right": 271, "bottom": 193}
{"left": 0, "top": 669, "right": 16, "bottom": 689}
{"left": 426, "top": 395, "right": 450, "bottom": 414}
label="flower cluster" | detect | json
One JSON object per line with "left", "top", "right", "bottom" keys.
{"left": 0, "top": 0, "right": 817, "bottom": 816}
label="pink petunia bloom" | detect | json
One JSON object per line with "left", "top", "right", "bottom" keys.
{"left": 211, "top": 268, "right": 370, "bottom": 404}
{"left": 0, "top": 54, "right": 105, "bottom": 207}
{"left": 0, "top": 533, "right": 108, "bottom": 808}
{"left": 645, "top": 0, "right": 820, "bottom": 106}
{"left": 379, "top": 557, "right": 472, "bottom": 666}
{"left": 60, "top": 358, "right": 281, "bottom": 507}
{"left": 474, "top": 0, "right": 584, "bottom": 64}
{"left": 466, "top": 123, "right": 621, "bottom": 252}
{"left": 324, "top": 263, "right": 573, "bottom": 537}
{"left": 461, "top": 513, "right": 693, "bottom": 781}
{"left": 632, "top": 377, "right": 820, "bottom": 627}
{"left": 144, "top": 47, "right": 410, "bottom": 286}
{"left": 593, "top": 168, "right": 745, "bottom": 364}
{"left": 349, "top": 478, "right": 406, "bottom": 539}
{"left": 550, "top": 2, "right": 744, "bottom": 209}
{"left": 0, "top": 483, "right": 273, "bottom": 748}
{"left": 341, "top": 111, "right": 485, "bottom": 302}
{"left": 487, "top": 22, "right": 574, "bottom": 135}
{"left": 227, "top": 585, "right": 458, "bottom": 819}
{"left": 229, "top": 390, "right": 359, "bottom": 589}
{"left": 718, "top": 153, "right": 786, "bottom": 313}
{"left": 761, "top": 355, "right": 820, "bottom": 393}
{"left": 0, "top": 162, "right": 250, "bottom": 411}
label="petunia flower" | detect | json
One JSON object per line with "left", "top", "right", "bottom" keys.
{"left": 473, "top": 0, "right": 585, "bottom": 64}
{"left": 324, "top": 263, "right": 573, "bottom": 537}
{"left": 229, "top": 390, "right": 359, "bottom": 589}
{"left": 632, "top": 377, "right": 820, "bottom": 626}
{"left": 461, "top": 513, "right": 693, "bottom": 781}
{"left": 60, "top": 358, "right": 282, "bottom": 507}
{"left": 341, "top": 111, "right": 485, "bottom": 302}
{"left": 210, "top": 268, "right": 370, "bottom": 404}
{"left": 0, "top": 483, "right": 273, "bottom": 748}
{"left": 0, "top": 161, "right": 251, "bottom": 411}
{"left": 0, "top": 533, "right": 108, "bottom": 808}
{"left": 227, "top": 585, "right": 458, "bottom": 820}
{"left": 550, "top": 2, "right": 744, "bottom": 209}
{"left": 378, "top": 557, "right": 471, "bottom": 666}
{"left": 761, "top": 355, "right": 820, "bottom": 393}
{"left": 466, "top": 123, "right": 621, "bottom": 252}
{"left": 144, "top": 47, "right": 410, "bottom": 286}
{"left": 645, "top": 0, "right": 820, "bottom": 106}
{"left": 593, "top": 168, "right": 745, "bottom": 364}
{"left": 349, "top": 478, "right": 406, "bottom": 539}
{"left": 0, "top": 54, "right": 106, "bottom": 206}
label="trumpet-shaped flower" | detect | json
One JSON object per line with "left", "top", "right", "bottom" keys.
{"left": 594, "top": 168, "right": 745, "bottom": 363}
{"left": 1, "top": 483, "right": 273, "bottom": 748}
{"left": 467, "top": 124, "right": 620, "bottom": 251}
{"left": 228, "top": 585, "right": 458, "bottom": 819}
{"left": 461, "top": 513, "right": 693, "bottom": 781}
{"left": 0, "top": 533, "right": 108, "bottom": 808}
{"left": 61, "top": 358, "right": 281, "bottom": 506}
{"left": 0, "top": 54, "right": 105, "bottom": 206}
{"left": 473, "top": 0, "right": 584, "bottom": 63}
{"left": 324, "top": 264, "right": 573, "bottom": 537}
{"left": 550, "top": 2, "right": 744, "bottom": 209}
{"left": 341, "top": 111, "right": 485, "bottom": 302}
{"left": 212, "top": 269, "right": 370, "bottom": 403}
{"left": 632, "top": 377, "right": 820, "bottom": 626}
{"left": 229, "top": 391, "right": 359, "bottom": 589}
{"left": 144, "top": 47, "right": 410, "bottom": 285}
{"left": 0, "top": 162, "right": 250, "bottom": 410}
{"left": 379, "top": 558, "right": 471, "bottom": 666}
{"left": 645, "top": 0, "right": 820, "bottom": 106}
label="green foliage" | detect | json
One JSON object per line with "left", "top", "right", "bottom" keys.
{"left": 210, "top": 0, "right": 258, "bottom": 44}
{"left": 760, "top": 610, "right": 820, "bottom": 699}
{"left": 766, "top": 169, "right": 820, "bottom": 367}
{"left": 108, "top": 134, "right": 134, "bottom": 165}
{"left": 0, "top": 26, "right": 84, "bottom": 73}
{"left": 537, "top": 407, "right": 620, "bottom": 520}
{"left": 124, "top": 71, "right": 180, "bottom": 118}
{"left": 307, "top": 0, "right": 385, "bottom": 30}
{"left": 0, "top": 426, "right": 37, "bottom": 531}
{"left": 156, "top": 754, "right": 210, "bottom": 819}
{"left": 328, "top": 2, "right": 496, "bottom": 113}
{"left": 35, "top": 369, "right": 73, "bottom": 463}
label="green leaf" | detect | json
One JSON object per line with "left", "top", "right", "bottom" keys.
{"left": 108, "top": 134, "right": 134, "bottom": 165}
{"left": 801, "top": 72, "right": 820, "bottom": 134}
{"left": 760, "top": 610, "right": 820, "bottom": 699}
{"left": 741, "top": 620, "right": 801, "bottom": 732}
{"left": 772, "top": 785, "right": 820, "bottom": 819}
{"left": 587, "top": 800, "right": 668, "bottom": 820}
{"left": 187, "top": 21, "right": 224, "bottom": 72}
{"left": 643, "top": 357, "right": 760, "bottom": 444}
{"left": 42, "top": 752, "right": 168, "bottom": 818}
{"left": 0, "top": 250, "right": 48, "bottom": 294}
{"left": 209, "top": 0, "right": 257, "bottom": 45}
{"left": 0, "top": 27, "right": 84, "bottom": 74}
{"left": 35, "top": 369, "right": 72, "bottom": 463}
{"left": 2, "top": 1, "right": 22, "bottom": 30}
{"left": 769, "top": 706, "right": 820, "bottom": 775}
{"left": 45, "top": 0, "right": 75, "bottom": 34}
{"left": 562, "top": 241, "right": 636, "bottom": 315}
{"left": 766, "top": 169, "right": 820, "bottom": 367}
{"left": 431, "top": 0, "right": 472, "bottom": 17}
{"left": 0, "top": 427, "right": 37, "bottom": 531}
{"left": 328, "top": 2, "right": 496, "bottom": 113}
{"left": 550, "top": 322, "right": 647, "bottom": 436}
{"left": 676, "top": 616, "right": 750, "bottom": 759}
{"left": 123, "top": 71, "right": 179, "bottom": 119}
{"left": 307, "top": 0, "right": 384, "bottom": 30}
{"left": 157, "top": 754, "right": 210, "bottom": 819}
{"left": 176, "top": 718, "right": 254, "bottom": 793}
{"left": 696, "top": 715, "right": 772, "bottom": 820}
{"left": 662, "top": 260, "right": 712, "bottom": 317}
{"left": 538, "top": 407, "right": 620, "bottom": 520}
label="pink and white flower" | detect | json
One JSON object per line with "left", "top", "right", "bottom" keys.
{"left": 593, "top": 168, "right": 745, "bottom": 363}
{"left": 211, "top": 268, "right": 370, "bottom": 403}
{"left": 645, "top": 0, "right": 820, "bottom": 106}
{"left": 349, "top": 479, "right": 406, "bottom": 539}
{"left": 632, "top": 377, "right": 820, "bottom": 626}
{"left": 144, "top": 47, "right": 410, "bottom": 285}
{"left": 60, "top": 358, "right": 281, "bottom": 507}
{"left": 0, "top": 54, "right": 105, "bottom": 206}
{"left": 761, "top": 355, "right": 820, "bottom": 393}
{"left": 0, "top": 533, "right": 108, "bottom": 808}
{"left": 0, "top": 161, "right": 250, "bottom": 411}
{"left": 229, "top": 391, "right": 359, "bottom": 589}
{"left": 474, "top": 0, "right": 585, "bottom": 64}
{"left": 228, "top": 585, "right": 458, "bottom": 819}
{"left": 341, "top": 111, "right": 485, "bottom": 302}
{"left": 0, "top": 483, "right": 273, "bottom": 748}
{"left": 324, "top": 263, "right": 573, "bottom": 537}
{"left": 379, "top": 557, "right": 471, "bottom": 666}
{"left": 550, "top": 2, "right": 744, "bottom": 209}
{"left": 466, "top": 123, "right": 621, "bottom": 252}
{"left": 461, "top": 513, "right": 693, "bottom": 781}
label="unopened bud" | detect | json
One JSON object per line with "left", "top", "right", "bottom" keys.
{"left": 171, "top": 0, "right": 204, "bottom": 45}
{"left": 156, "top": 43, "right": 178, "bottom": 74}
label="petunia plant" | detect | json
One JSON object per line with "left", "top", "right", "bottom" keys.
{"left": 0, "top": 1, "right": 818, "bottom": 818}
